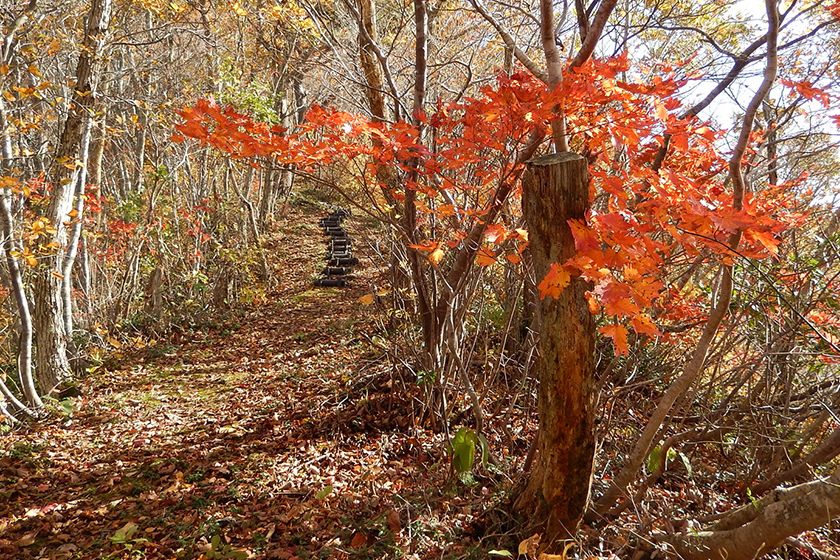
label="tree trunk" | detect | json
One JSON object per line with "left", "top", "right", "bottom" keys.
{"left": 61, "top": 118, "right": 93, "bottom": 350}
{"left": 0, "top": 97, "right": 40, "bottom": 411}
{"left": 0, "top": 4, "right": 40, "bottom": 411}
{"left": 292, "top": 76, "right": 308, "bottom": 125}
{"left": 514, "top": 152, "right": 595, "bottom": 542}
{"left": 357, "top": 0, "right": 388, "bottom": 119}
{"left": 34, "top": 0, "right": 112, "bottom": 394}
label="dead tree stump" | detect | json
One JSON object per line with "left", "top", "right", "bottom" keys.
{"left": 514, "top": 152, "right": 596, "bottom": 543}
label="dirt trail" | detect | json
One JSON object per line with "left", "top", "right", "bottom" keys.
{"left": 0, "top": 201, "right": 483, "bottom": 560}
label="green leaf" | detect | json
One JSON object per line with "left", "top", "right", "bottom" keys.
{"left": 478, "top": 433, "right": 490, "bottom": 468}
{"left": 315, "top": 485, "right": 333, "bottom": 500}
{"left": 111, "top": 521, "right": 138, "bottom": 544}
{"left": 646, "top": 444, "right": 663, "bottom": 474}
{"left": 450, "top": 427, "right": 478, "bottom": 475}
{"left": 59, "top": 398, "right": 75, "bottom": 416}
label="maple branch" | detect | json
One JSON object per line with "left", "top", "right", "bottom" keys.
{"left": 404, "top": 0, "right": 436, "bottom": 358}
{"left": 593, "top": 0, "right": 781, "bottom": 518}
{"left": 673, "top": 228, "right": 840, "bottom": 356}
{"left": 574, "top": 0, "right": 590, "bottom": 42}
{"left": 569, "top": 0, "right": 617, "bottom": 69}
{"left": 540, "top": 0, "right": 568, "bottom": 152}
{"left": 468, "top": 0, "right": 548, "bottom": 83}
{"left": 444, "top": 129, "right": 546, "bottom": 295}
{"left": 412, "top": 0, "right": 428, "bottom": 117}
{"left": 650, "top": 6, "right": 831, "bottom": 173}
{"left": 727, "top": 0, "right": 779, "bottom": 212}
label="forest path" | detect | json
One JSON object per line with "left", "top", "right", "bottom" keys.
{"left": 0, "top": 197, "right": 476, "bottom": 560}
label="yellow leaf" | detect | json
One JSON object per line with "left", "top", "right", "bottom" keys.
{"left": 538, "top": 542, "right": 575, "bottom": 559}
{"left": 428, "top": 247, "right": 445, "bottom": 266}
{"left": 654, "top": 99, "right": 668, "bottom": 121}
{"left": 358, "top": 293, "right": 375, "bottom": 305}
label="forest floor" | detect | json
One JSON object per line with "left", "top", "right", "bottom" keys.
{"left": 0, "top": 195, "right": 524, "bottom": 560}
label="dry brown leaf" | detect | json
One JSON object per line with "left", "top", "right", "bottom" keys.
{"left": 350, "top": 531, "right": 367, "bottom": 548}
{"left": 386, "top": 509, "right": 401, "bottom": 534}
{"left": 17, "top": 532, "right": 37, "bottom": 547}
{"left": 519, "top": 533, "right": 541, "bottom": 557}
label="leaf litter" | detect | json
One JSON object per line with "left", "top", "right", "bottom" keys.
{"left": 0, "top": 202, "right": 513, "bottom": 560}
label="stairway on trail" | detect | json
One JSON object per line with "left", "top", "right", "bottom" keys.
{"left": 313, "top": 208, "right": 359, "bottom": 287}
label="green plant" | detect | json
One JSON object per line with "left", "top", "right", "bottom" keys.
{"left": 449, "top": 427, "right": 489, "bottom": 481}
{"left": 110, "top": 521, "right": 149, "bottom": 555}
{"left": 8, "top": 441, "right": 43, "bottom": 460}
{"left": 204, "top": 535, "right": 248, "bottom": 560}
{"left": 646, "top": 443, "right": 692, "bottom": 476}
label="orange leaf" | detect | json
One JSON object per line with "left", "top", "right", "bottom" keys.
{"left": 484, "top": 223, "right": 508, "bottom": 244}
{"left": 599, "top": 324, "right": 629, "bottom": 356}
{"left": 744, "top": 229, "right": 780, "bottom": 257}
{"left": 537, "top": 263, "right": 571, "bottom": 299}
{"left": 630, "top": 314, "right": 659, "bottom": 337}
{"left": 568, "top": 219, "right": 599, "bottom": 252}
{"left": 350, "top": 532, "right": 367, "bottom": 548}
{"left": 780, "top": 78, "right": 831, "bottom": 108}
{"left": 476, "top": 246, "right": 496, "bottom": 267}
{"left": 604, "top": 296, "right": 639, "bottom": 317}
{"left": 600, "top": 281, "right": 638, "bottom": 317}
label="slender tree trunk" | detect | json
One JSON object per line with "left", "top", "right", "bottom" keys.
{"left": 0, "top": 0, "right": 39, "bottom": 411}
{"left": 292, "top": 76, "right": 308, "bottom": 125}
{"left": 79, "top": 99, "right": 107, "bottom": 320}
{"left": 539, "top": 0, "right": 568, "bottom": 152}
{"left": 62, "top": 118, "right": 93, "bottom": 349}
{"left": 406, "top": 0, "right": 437, "bottom": 370}
{"left": 357, "top": 0, "right": 387, "bottom": 120}
{"left": 34, "top": 0, "right": 112, "bottom": 394}
{"left": 514, "top": 153, "right": 595, "bottom": 542}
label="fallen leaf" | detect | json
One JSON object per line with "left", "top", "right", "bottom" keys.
{"left": 350, "top": 531, "right": 367, "bottom": 548}
{"left": 386, "top": 509, "right": 400, "bottom": 534}
{"left": 519, "top": 533, "right": 541, "bottom": 557}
